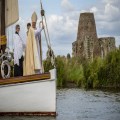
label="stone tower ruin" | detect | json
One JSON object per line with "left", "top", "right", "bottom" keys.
{"left": 99, "top": 37, "right": 116, "bottom": 58}
{"left": 72, "top": 12, "right": 116, "bottom": 60}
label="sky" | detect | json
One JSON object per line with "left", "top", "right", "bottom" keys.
{"left": 7, "top": 0, "right": 120, "bottom": 58}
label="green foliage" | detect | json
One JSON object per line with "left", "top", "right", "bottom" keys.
{"left": 44, "top": 50, "right": 120, "bottom": 89}
{"left": 55, "top": 56, "right": 66, "bottom": 87}
{"left": 67, "top": 53, "right": 71, "bottom": 59}
{"left": 44, "top": 56, "right": 66, "bottom": 87}
{"left": 44, "top": 58, "right": 53, "bottom": 72}
{"left": 65, "top": 58, "right": 85, "bottom": 87}
{"left": 98, "top": 50, "right": 120, "bottom": 88}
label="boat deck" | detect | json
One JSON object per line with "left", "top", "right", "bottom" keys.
{"left": 0, "top": 73, "right": 50, "bottom": 86}
{"left": 0, "top": 112, "right": 56, "bottom": 116}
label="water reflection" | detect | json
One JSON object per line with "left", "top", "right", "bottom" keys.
{"left": 57, "top": 89, "right": 120, "bottom": 120}
{"left": 0, "top": 88, "right": 120, "bottom": 120}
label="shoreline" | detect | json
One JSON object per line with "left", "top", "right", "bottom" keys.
{"left": 57, "top": 81, "right": 120, "bottom": 92}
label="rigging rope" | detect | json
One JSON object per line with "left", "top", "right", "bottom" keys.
{"left": 40, "top": 0, "right": 55, "bottom": 67}
{"left": 40, "top": 0, "right": 51, "bottom": 48}
{"left": 43, "top": 13, "right": 51, "bottom": 47}
{"left": 41, "top": 16, "right": 49, "bottom": 48}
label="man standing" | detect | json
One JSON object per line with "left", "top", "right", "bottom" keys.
{"left": 14, "top": 24, "right": 25, "bottom": 77}
{"left": 24, "top": 12, "right": 44, "bottom": 75}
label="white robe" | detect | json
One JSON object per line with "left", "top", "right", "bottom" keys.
{"left": 34, "top": 27, "right": 43, "bottom": 73}
{"left": 23, "top": 27, "right": 43, "bottom": 75}
{"left": 14, "top": 33, "right": 25, "bottom": 65}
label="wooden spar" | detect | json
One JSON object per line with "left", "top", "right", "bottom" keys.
{"left": 39, "top": 35, "right": 43, "bottom": 72}
{"left": 1, "top": 0, "right": 5, "bottom": 35}
{"left": 0, "top": 0, "right": 6, "bottom": 52}
{"left": 0, "top": 112, "right": 56, "bottom": 116}
{"left": 39, "top": 22, "right": 44, "bottom": 72}
{"left": 0, "top": 0, "right": 1, "bottom": 36}
{"left": 0, "top": 0, "right": 6, "bottom": 78}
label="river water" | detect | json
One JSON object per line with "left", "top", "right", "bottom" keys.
{"left": 0, "top": 88, "right": 120, "bottom": 120}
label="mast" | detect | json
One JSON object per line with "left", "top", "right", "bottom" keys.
{"left": 0, "top": 0, "right": 1, "bottom": 35}
{"left": 0, "top": 0, "right": 6, "bottom": 52}
{"left": 1, "top": 0, "right": 5, "bottom": 35}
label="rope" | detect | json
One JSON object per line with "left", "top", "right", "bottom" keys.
{"left": 41, "top": 16, "right": 49, "bottom": 48}
{"left": 40, "top": 0, "right": 56, "bottom": 67}
{"left": 43, "top": 14, "right": 51, "bottom": 47}
{"left": 10, "top": 3, "right": 13, "bottom": 51}
{"left": 40, "top": 0, "right": 52, "bottom": 49}
{"left": 7, "top": 28, "right": 9, "bottom": 48}
{"left": 40, "top": 0, "right": 49, "bottom": 48}
{"left": 12, "top": 23, "right": 14, "bottom": 52}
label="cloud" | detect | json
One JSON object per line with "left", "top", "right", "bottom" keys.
{"left": 45, "top": 13, "right": 78, "bottom": 56}
{"left": 103, "top": 0, "right": 120, "bottom": 5}
{"left": 89, "top": 0, "right": 120, "bottom": 47}
{"left": 105, "top": 3, "right": 120, "bottom": 21}
{"left": 90, "top": 7, "right": 98, "bottom": 13}
{"left": 61, "top": 0, "right": 75, "bottom": 12}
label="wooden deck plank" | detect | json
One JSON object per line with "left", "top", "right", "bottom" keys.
{"left": 0, "top": 112, "right": 56, "bottom": 116}
{"left": 0, "top": 73, "right": 50, "bottom": 85}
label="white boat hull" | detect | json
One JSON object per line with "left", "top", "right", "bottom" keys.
{"left": 0, "top": 69, "right": 56, "bottom": 116}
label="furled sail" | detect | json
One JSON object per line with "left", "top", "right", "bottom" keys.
{"left": 5, "top": 0, "right": 19, "bottom": 27}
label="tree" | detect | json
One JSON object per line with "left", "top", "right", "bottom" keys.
{"left": 67, "top": 53, "right": 71, "bottom": 59}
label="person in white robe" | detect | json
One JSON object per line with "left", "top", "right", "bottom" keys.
{"left": 14, "top": 24, "right": 25, "bottom": 76}
{"left": 24, "top": 12, "right": 44, "bottom": 75}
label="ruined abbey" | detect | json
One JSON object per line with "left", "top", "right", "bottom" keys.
{"left": 72, "top": 13, "right": 116, "bottom": 60}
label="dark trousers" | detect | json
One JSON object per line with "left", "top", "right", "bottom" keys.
{"left": 14, "top": 56, "right": 24, "bottom": 77}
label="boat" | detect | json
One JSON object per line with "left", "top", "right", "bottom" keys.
{"left": 0, "top": 0, "right": 56, "bottom": 116}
